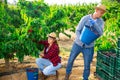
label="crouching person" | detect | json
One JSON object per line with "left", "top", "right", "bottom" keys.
{"left": 36, "top": 32, "right": 61, "bottom": 80}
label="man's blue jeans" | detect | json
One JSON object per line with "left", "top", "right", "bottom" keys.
{"left": 66, "top": 42, "right": 94, "bottom": 80}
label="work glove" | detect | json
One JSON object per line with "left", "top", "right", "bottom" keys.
{"left": 89, "top": 18, "right": 95, "bottom": 26}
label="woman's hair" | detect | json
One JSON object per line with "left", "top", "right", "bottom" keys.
{"left": 54, "top": 40, "right": 60, "bottom": 54}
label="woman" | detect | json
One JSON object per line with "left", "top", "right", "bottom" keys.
{"left": 36, "top": 32, "right": 61, "bottom": 80}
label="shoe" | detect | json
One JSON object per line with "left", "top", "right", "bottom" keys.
{"left": 64, "top": 73, "right": 71, "bottom": 80}
{"left": 41, "top": 72, "right": 47, "bottom": 80}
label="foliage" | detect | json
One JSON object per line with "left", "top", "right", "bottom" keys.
{"left": 95, "top": 0, "right": 120, "bottom": 50}
{"left": 0, "top": 3, "right": 24, "bottom": 61}
{"left": 0, "top": 0, "right": 120, "bottom": 63}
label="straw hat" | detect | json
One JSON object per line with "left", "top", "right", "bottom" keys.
{"left": 95, "top": 4, "right": 106, "bottom": 12}
{"left": 48, "top": 32, "right": 56, "bottom": 39}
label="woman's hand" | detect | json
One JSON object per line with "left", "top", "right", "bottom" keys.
{"left": 40, "top": 53, "right": 44, "bottom": 57}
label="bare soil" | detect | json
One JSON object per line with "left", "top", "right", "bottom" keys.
{"left": 0, "top": 32, "right": 99, "bottom": 80}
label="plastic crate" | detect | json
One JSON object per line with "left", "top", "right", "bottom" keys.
{"left": 116, "top": 49, "right": 120, "bottom": 57}
{"left": 97, "top": 62, "right": 115, "bottom": 76}
{"left": 114, "top": 77, "right": 120, "bottom": 80}
{"left": 97, "top": 50, "right": 116, "bottom": 68}
{"left": 116, "top": 57, "right": 120, "bottom": 69}
{"left": 96, "top": 66, "right": 114, "bottom": 80}
{"left": 115, "top": 69, "right": 120, "bottom": 78}
{"left": 117, "top": 37, "right": 120, "bottom": 48}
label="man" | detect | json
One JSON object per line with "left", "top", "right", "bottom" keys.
{"left": 64, "top": 4, "right": 106, "bottom": 80}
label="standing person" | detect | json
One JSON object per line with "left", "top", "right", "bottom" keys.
{"left": 36, "top": 32, "right": 61, "bottom": 80}
{"left": 64, "top": 4, "right": 106, "bottom": 80}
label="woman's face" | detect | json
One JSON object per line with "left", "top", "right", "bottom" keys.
{"left": 48, "top": 36, "right": 55, "bottom": 44}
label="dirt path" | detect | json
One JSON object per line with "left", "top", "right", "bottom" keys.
{"left": 0, "top": 53, "right": 99, "bottom": 80}
{"left": 0, "top": 39, "right": 99, "bottom": 80}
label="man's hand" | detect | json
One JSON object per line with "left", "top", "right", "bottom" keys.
{"left": 89, "top": 18, "right": 95, "bottom": 26}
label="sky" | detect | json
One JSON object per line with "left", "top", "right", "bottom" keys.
{"left": 7, "top": 0, "right": 101, "bottom": 5}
